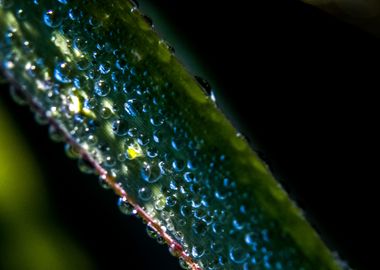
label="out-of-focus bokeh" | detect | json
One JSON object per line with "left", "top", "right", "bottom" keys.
{"left": 304, "top": 0, "right": 380, "bottom": 36}
{"left": 0, "top": 100, "right": 94, "bottom": 270}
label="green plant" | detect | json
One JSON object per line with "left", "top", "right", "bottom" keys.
{"left": 0, "top": 1, "right": 347, "bottom": 269}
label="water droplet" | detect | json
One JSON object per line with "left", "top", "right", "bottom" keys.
{"left": 138, "top": 187, "right": 152, "bottom": 201}
{"left": 77, "top": 158, "right": 95, "bottom": 174}
{"left": 48, "top": 125, "right": 65, "bottom": 142}
{"left": 141, "top": 161, "right": 163, "bottom": 183}
{"left": 211, "top": 242, "right": 223, "bottom": 253}
{"left": 172, "top": 159, "right": 185, "bottom": 172}
{"left": 43, "top": 10, "right": 62, "bottom": 28}
{"left": 100, "top": 107, "right": 112, "bottom": 119}
{"left": 68, "top": 7, "right": 82, "bottom": 20}
{"left": 54, "top": 62, "right": 72, "bottom": 83}
{"left": 94, "top": 80, "right": 111, "bottom": 96}
{"left": 99, "top": 62, "right": 111, "bottom": 74}
{"left": 73, "top": 37, "right": 89, "bottom": 51}
{"left": 229, "top": 246, "right": 249, "bottom": 264}
{"left": 124, "top": 99, "right": 141, "bottom": 117}
{"left": 117, "top": 197, "right": 136, "bottom": 215}
{"left": 146, "top": 147, "right": 158, "bottom": 158}
{"left": 192, "top": 221, "right": 207, "bottom": 236}
{"left": 245, "top": 232, "right": 258, "bottom": 246}
{"left": 146, "top": 224, "right": 158, "bottom": 239}
{"left": 64, "top": 143, "right": 80, "bottom": 159}
{"left": 179, "top": 258, "right": 190, "bottom": 270}
{"left": 112, "top": 119, "right": 128, "bottom": 136}
{"left": 192, "top": 246, "right": 205, "bottom": 259}
{"left": 154, "top": 197, "right": 166, "bottom": 211}
{"left": 142, "top": 15, "right": 153, "bottom": 27}
{"left": 195, "top": 76, "right": 212, "bottom": 96}
{"left": 115, "top": 58, "right": 128, "bottom": 71}
{"left": 137, "top": 133, "right": 150, "bottom": 146}
{"left": 184, "top": 172, "right": 195, "bottom": 183}
{"left": 9, "top": 85, "right": 27, "bottom": 105}
{"left": 98, "top": 175, "right": 111, "bottom": 189}
{"left": 166, "top": 195, "right": 177, "bottom": 207}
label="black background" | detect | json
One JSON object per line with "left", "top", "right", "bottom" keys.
{"left": 1, "top": 0, "right": 377, "bottom": 269}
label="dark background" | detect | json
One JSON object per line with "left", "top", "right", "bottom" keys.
{"left": 1, "top": 0, "right": 377, "bottom": 269}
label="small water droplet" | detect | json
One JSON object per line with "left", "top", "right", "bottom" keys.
{"left": 124, "top": 99, "right": 141, "bottom": 117}
{"left": 117, "top": 197, "right": 136, "bottom": 215}
{"left": 54, "top": 62, "right": 72, "bottom": 83}
{"left": 195, "top": 76, "right": 212, "bottom": 96}
{"left": 43, "top": 9, "right": 62, "bottom": 28}
{"left": 77, "top": 158, "right": 95, "bottom": 174}
{"left": 99, "top": 62, "right": 111, "bottom": 74}
{"left": 141, "top": 161, "right": 163, "bottom": 183}
{"left": 192, "top": 246, "right": 205, "bottom": 258}
{"left": 112, "top": 119, "right": 128, "bottom": 136}
{"left": 229, "top": 246, "right": 249, "bottom": 264}
{"left": 94, "top": 80, "right": 111, "bottom": 96}
{"left": 138, "top": 187, "right": 152, "bottom": 201}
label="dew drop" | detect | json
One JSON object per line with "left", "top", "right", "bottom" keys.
{"left": 99, "top": 62, "right": 111, "bottom": 74}
{"left": 141, "top": 162, "right": 163, "bottom": 183}
{"left": 43, "top": 9, "right": 62, "bottom": 28}
{"left": 124, "top": 99, "right": 141, "bottom": 117}
{"left": 48, "top": 125, "right": 65, "bottom": 142}
{"left": 98, "top": 175, "right": 111, "bottom": 190}
{"left": 54, "top": 62, "right": 72, "bottom": 83}
{"left": 154, "top": 197, "right": 166, "bottom": 211}
{"left": 138, "top": 187, "right": 152, "bottom": 201}
{"left": 117, "top": 197, "right": 136, "bottom": 215}
{"left": 94, "top": 80, "right": 111, "bottom": 96}
{"left": 9, "top": 85, "right": 27, "bottom": 105}
{"left": 192, "top": 221, "right": 207, "bottom": 236}
{"left": 146, "top": 147, "right": 158, "bottom": 158}
{"left": 166, "top": 195, "right": 177, "bottom": 207}
{"left": 112, "top": 119, "right": 129, "bottom": 136}
{"left": 229, "top": 246, "right": 249, "bottom": 264}
{"left": 146, "top": 224, "right": 158, "bottom": 239}
{"left": 77, "top": 158, "right": 95, "bottom": 174}
{"left": 192, "top": 246, "right": 205, "bottom": 259}
{"left": 100, "top": 107, "right": 112, "bottom": 119}
{"left": 195, "top": 76, "right": 212, "bottom": 96}
{"left": 64, "top": 143, "right": 80, "bottom": 159}
{"left": 179, "top": 258, "right": 190, "bottom": 270}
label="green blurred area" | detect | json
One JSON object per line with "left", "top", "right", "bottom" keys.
{"left": 0, "top": 101, "right": 94, "bottom": 270}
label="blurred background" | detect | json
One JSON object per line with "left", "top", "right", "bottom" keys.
{"left": 0, "top": 0, "right": 377, "bottom": 269}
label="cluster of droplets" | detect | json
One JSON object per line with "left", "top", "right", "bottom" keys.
{"left": 0, "top": 1, "right": 313, "bottom": 270}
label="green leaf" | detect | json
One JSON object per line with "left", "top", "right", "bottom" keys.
{"left": 0, "top": 1, "right": 346, "bottom": 270}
